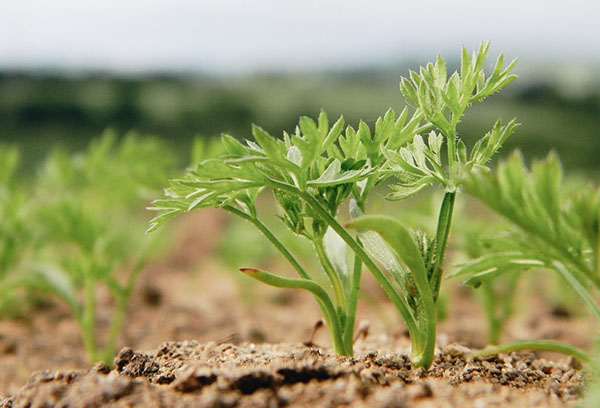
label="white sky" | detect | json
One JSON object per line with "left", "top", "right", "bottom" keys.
{"left": 1, "top": 0, "right": 598, "bottom": 73}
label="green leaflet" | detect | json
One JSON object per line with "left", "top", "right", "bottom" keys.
{"left": 323, "top": 227, "right": 349, "bottom": 282}
{"left": 470, "top": 120, "right": 519, "bottom": 165}
{"left": 450, "top": 251, "right": 545, "bottom": 288}
{"left": 388, "top": 41, "right": 518, "bottom": 200}
{"left": 307, "top": 159, "right": 370, "bottom": 187}
{"left": 347, "top": 215, "right": 431, "bottom": 298}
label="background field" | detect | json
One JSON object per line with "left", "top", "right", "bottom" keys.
{"left": 1, "top": 64, "right": 599, "bottom": 174}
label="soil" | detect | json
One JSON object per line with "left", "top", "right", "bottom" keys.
{"left": 0, "top": 342, "right": 585, "bottom": 408}
{"left": 0, "top": 209, "right": 595, "bottom": 407}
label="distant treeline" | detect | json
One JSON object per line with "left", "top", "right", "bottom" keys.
{"left": 1, "top": 71, "right": 599, "bottom": 172}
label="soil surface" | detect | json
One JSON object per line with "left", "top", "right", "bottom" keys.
{"left": 0, "top": 210, "right": 595, "bottom": 406}
{"left": 1, "top": 341, "right": 585, "bottom": 408}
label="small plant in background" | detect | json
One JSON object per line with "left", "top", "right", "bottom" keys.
{"left": 461, "top": 228, "right": 521, "bottom": 345}
{"left": 36, "top": 130, "right": 176, "bottom": 209}
{"left": 0, "top": 146, "right": 35, "bottom": 317}
{"left": 33, "top": 200, "right": 152, "bottom": 363}
{"left": 0, "top": 146, "right": 24, "bottom": 282}
{"left": 0, "top": 133, "right": 176, "bottom": 364}
{"left": 451, "top": 152, "right": 600, "bottom": 359}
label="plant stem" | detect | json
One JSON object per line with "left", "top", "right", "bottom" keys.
{"left": 469, "top": 340, "right": 590, "bottom": 363}
{"left": 223, "top": 206, "right": 311, "bottom": 280}
{"left": 240, "top": 268, "right": 348, "bottom": 356}
{"left": 99, "top": 295, "right": 127, "bottom": 364}
{"left": 314, "top": 238, "right": 346, "bottom": 313}
{"left": 480, "top": 283, "right": 502, "bottom": 345}
{"left": 99, "top": 249, "right": 150, "bottom": 364}
{"left": 431, "top": 191, "right": 456, "bottom": 299}
{"left": 441, "top": 117, "right": 458, "bottom": 174}
{"left": 343, "top": 255, "right": 362, "bottom": 353}
{"left": 223, "top": 205, "right": 350, "bottom": 355}
{"left": 82, "top": 275, "right": 98, "bottom": 362}
{"left": 296, "top": 191, "right": 420, "bottom": 344}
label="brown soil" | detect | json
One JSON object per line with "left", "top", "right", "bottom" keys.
{"left": 0, "top": 210, "right": 595, "bottom": 406}
{"left": 1, "top": 341, "right": 585, "bottom": 408}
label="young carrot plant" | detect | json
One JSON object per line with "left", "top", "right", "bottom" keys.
{"left": 150, "top": 42, "right": 519, "bottom": 368}
{"left": 450, "top": 152, "right": 599, "bottom": 359}
{"left": 149, "top": 108, "right": 426, "bottom": 356}
{"left": 462, "top": 229, "right": 521, "bottom": 344}
{"left": 0, "top": 146, "right": 35, "bottom": 316}
{"left": 3, "top": 133, "right": 175, "bottom": 364}
{"left": 346, "top": 42, "right": 518, "bottom": 368}
{"left": 0, "top": 146, "right": 24, "bottom": 283}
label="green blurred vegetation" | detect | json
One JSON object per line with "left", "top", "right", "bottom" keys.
{"left": 1, "top": 69, "right": 598, "bottom": 173}
{"left": 0, "top": 134, "right": 176, "bottom": 364}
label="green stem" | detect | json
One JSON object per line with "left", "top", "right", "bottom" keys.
{"left": 469, "top": 340, "right": 590, "bottom": 363}
{"left": 414, "top": 123, "right": 434, "bottom": 135}
{"left": 431, "top": 191, "right": 456, "bottom": 299}
{"left": 223, "top": 206, "right": 310, "bottom": 280}
{"left": 223, "top": 205, "right": 349, "bottom": 355}
{"left": 240, "top": 268, "right": 348, "bottom": 356}
{"left": 343, "top": 255, "right": 362, "bottom": 353}
{"left": 346, "top": 214, "right": 436, "bottom": 368}
{"left": 82, "top": 275, "right": 98, "bottom": 362}
{"left": 254, "top": 179, "right": 422, "bottom": 363}
{"left": 100, "top": 295, "right": 127, "bottom": 364}
{"left": 480, "top": 283, "right": 502, "bottom": 345}
{"left": 446, "top": 123, "right": 457, "bottom": 173}
{"left": 296, "top": 190, "right": 420, "bottom": 345}
{"left": 101, "top": 251, "right": 150, "bottom": 364}
{"left": 559, "top": 248, "right": 600, "bottom": 289}
{"left": 314, "top": 238, "right": 346, "bottom": 313}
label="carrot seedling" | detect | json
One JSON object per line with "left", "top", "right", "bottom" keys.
{"left": 450, "top": 152, "right": 600, "bottom": 360}
{"left": 0, "top": 146, "right": 35, "bottom": 317}
{"left": 150, "top": 43, "right": 521, "bottom": 367}
{"left": 149, "top": 108, "right": 425, "bottom": 356}
{"left": 2, "top": 134, "right": 175, "bottom": 364}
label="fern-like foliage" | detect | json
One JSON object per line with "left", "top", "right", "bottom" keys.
{"left": 37, "top": 131, "right": 176, "bottom": 207}
{"left": 149, "top": 108, "right": 429, "bottom": 357}
{"left": 386, "top": 41, "right": 518, "bottom": 200}
{"left": 1, "top": 134, "right": 175, "bottom": 362}
{"left": 451, "top": 152, "right": 600, "bottom": 319}
{"left": 149, "top": 110, "right": 417, "bottom": 236}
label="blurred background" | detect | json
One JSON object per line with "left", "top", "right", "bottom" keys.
{"left": 1, "top": 0, "right": 599, "bottom": 173}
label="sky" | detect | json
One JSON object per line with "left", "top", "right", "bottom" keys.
{"left": 1, "top": 0, "right": 599, "bottom": 73}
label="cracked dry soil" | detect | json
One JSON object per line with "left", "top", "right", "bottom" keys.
{"left": 1, "top": 341, "right": 583, "bottom": 408}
